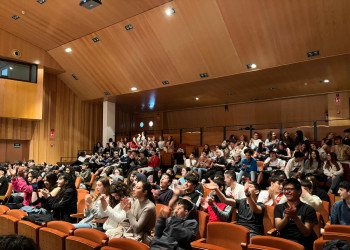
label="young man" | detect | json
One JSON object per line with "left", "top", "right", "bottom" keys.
{"left": 0, "top": 167, "right": 9, "bottom": 196}
{"left": 224, "top": 170, "right": 246, "bottom": 199}
{"left": 205, "top": 179, "right": 265, "bottom": 238}
{"left": 169, "top": 174, "right": 202, "bottom": 208}
{"left": 151, "top": 198, "right": 198, "bottom": 249}
{"left": 284, "top": 151, "right": 305, "bottom": 178}
{"left": 173, "top": 153, "right": 197, "bottom": 175}
{"left": 140, "top": 149, "right": 160, "bottom": 174}
{"left": 274, "top": 178, "right": 318, "bottom": 250}
{"left": 343, "top": 128, "right": 350, "bottom": 146}
{"left": 201, "top": 179, "right": 232, "bottom": 222}
{"left": 331, "top": 180, "right": 350, "bottom": 225}
{"left": 154, "top": 173, "right": 174, "bottom": 206}
{"left": 332, "top": 136, "right": 350, "bottom": 162}
{"left": 257, "top": 175, "right": 284, "bottom": 206}
{"left": 237, "top": 148, "right": 259, "bottom": 184}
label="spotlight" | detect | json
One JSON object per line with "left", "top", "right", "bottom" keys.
{"left": 65, "top": 48, "right": 72, "bottom": 53}
{"left": 165, "top": 8, "right": 176, "bottom": 16}
{"left": 246, "top": 63, "right": 257, "bottom": 70}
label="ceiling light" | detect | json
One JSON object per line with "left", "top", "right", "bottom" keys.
{"left": 149, "top": 121, "right": 154, "bottom": 127}
{"left": 65, "top": 48, "right": 72, "bottom": 53}
{"left": 12, "top": 15, "right": 20, "bottom": 20}
{"left": 125, "top": 24, "right": 133, "bottom": 31}
{"left": 320, "top": 79, "right": 330, "bottom": 83}
{"left": 72, "top": 74, "right": 78, "bottom": 80}
{"left": 306, "top": 50, "right": 320, "bottom": 58}
{"left": 34, "top": 60, "right": 40, "bottom": 64}
{"left": 104, "top": 91, "right": 110, "bottom": 95}
{"left": 131, "top": 87, "right": 137, "bottom": 91}
{"left": 165, "top": 8, "right": 176, "bottom": 16}
{"left": 80, "top": 0, "right": 102, "bottom": 10}
{"left": 37, "top": 0, "right": 46, "bottom": 4}
{"left": 194, "top": 97, "right": 199, "bottom": 101}
{"left": 92, "top": 37, "right": 100, "bottom": 43}
{"left": 9, "top": 67, "right": 13, "bottom": 70}
{"left": 269, "top": 87, "right": 277, "bottom": 90}
{"left": 162, "top": 80, "right": 170, "bottom": 85}
{"left": 199, "top": 72, "right": 209, "bottom": 78}
{"left": 246, "top": 63, "right": 257, "bottom": 70}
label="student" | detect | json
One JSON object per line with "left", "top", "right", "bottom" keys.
{"left": 151, "top": 198, "right": 198, "bottom": 250}
{"left": 274, "top": 178, "right": 317, "bottom": 250}
{"left": 237, "top": 148, "right": 259, "bottom": 184}
{"left": 154, "top": 173, "right": 174, "bottom": 206}
{"left": 169, "top": 174, "right": 202, "bottom": 208}
{"left": 205, "top": 179, "right": 265, "bottom": 238}
{"left": 0, "top": 235, "right": 36, "bottom": 250}
{"left": 224, "top": 170, "right": 246, "bottom": 199}
{"left": 284, "top": 151, "right": 305, "bottom": 178}
{"left": 0, "top": 167, "right": 8, "bottom": 196}
{"left": 323, "top": 152, "right": 344, "bottom": 194}
{"left": 331, "top": 180, "right": 350, "bottom": 225}
{"left": 257, "top": 175, "right": 284, "bottom": 206}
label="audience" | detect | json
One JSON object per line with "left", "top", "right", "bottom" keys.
{"left": 331, "top": 180, "right": 350, "bottom": 225}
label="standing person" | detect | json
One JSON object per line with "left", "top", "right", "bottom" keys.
{"left": 274, "top": 178, "right": 318, "bottom": 250}
{"left": 331, "top": 180, "right": 350, "bottom": 225}
{"left": 323, "top": 152, "right": 344, "bottom": 194}
{"left": 119, "top": 181, "right": 156, "bottom": 242}
{"left": 237, "top": 148, "right": 258, "bottom": 184}
{"left": 0, "top": 167, "right": 8, "bottom": 196}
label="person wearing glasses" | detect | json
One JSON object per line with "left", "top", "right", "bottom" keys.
{"left": 274, "top": 178, "right": 317, "bottom": 250}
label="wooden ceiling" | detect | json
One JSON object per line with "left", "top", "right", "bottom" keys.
{"left": 1, "top": 0, "right": 350, "bottom": 111}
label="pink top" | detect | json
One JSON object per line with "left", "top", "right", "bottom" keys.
{"left": 11, "top": 177, "right": 33, "bottom": 206}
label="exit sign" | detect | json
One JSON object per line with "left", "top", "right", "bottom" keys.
{"left": 14, "top": 143, "right": 21, "bottom": 148}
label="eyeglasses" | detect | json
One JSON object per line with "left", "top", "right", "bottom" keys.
{"left": 283, "top": 188, "right": 295, "bottom": 192}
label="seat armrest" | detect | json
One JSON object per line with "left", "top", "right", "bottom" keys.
{"left": 70, "top": 213, "right": 84, "bottom": 219}
{"left": 92, "top": 218, "right": 107, "bottom": 224}
{"left": 267, "top": 228, "right": 279, "bottom": 236}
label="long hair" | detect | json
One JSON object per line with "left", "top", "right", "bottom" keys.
{"left": 109, "top": 182, "right": 130, "bottom": 208}
{"left": 140, "top": 181, "right": 155, "bottom": 204}
{"left": 93, "top": 178, "right": 110, "bottom": 202}
{"left": 309, "top": 150, "right": 322, "bottom": 170}
{"left": 324, "top": 152, "right": 341, "bottom": 171}
{"left": 55, "top": 173, "right": 76, "bottom": 201}
{"left": 44, "top": 172, "right": 58, "bottom": 191}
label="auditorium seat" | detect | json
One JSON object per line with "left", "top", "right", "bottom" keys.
{"left": 0, "top": 204, "right": 10, "bottom": 214}
{"left": 314, "top": 239, "right": 329, "bottom": 250}
{"left": 0, "top": 183, "right": 12, "bottom": 203}
{"left": 263, "top": 205, "right": 275, "bottom": 235}
{"left": 75, "top": 176, "right": 82, "bottom": 189}
{"left": 246, "top": 235, "right": 304, "bottom": 250}
{"left": 155, "top": 204, "right": 172, "bottom": 219}
{"left": 104, "top": 238, "right": 149, "bottom": 250}
{"left": 85, "top": 173, "right": 96, "bottom": 192}
{"left": 327, "top": 193, "right": 335, "bottom": 211}
{"left": 320, "top": 200, "right": 330, "bottom": 226}
{"left": 322, "top": 225, "right": 350, "bottom": 242}
{"left": 191, "top": 222, "right": 250, "bottom": 250}
{"left": 39, "top": 221, "right": 75, "bottom": 250}
{"left": 196, "top": 210, "right": 209, "bottom": 239}
{"left": 18, "top": 220, "right": 42, "bottom": 245}
{"left": 0, "top": 209, "right": 27, "bottom": 235}
{"left": 65, "top": 228, "right": 108, "bottom": 250}
{"left": 313, "top": 212, "right": 322, "bottom": 238}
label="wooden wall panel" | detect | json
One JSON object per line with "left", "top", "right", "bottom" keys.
{"left": 0, "top": 73, "right": 102, "bottom": 164}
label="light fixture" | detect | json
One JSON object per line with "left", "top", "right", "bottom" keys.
{"left": 269, "top": 87, "right": 277, "bottom": 90}
{"left": 65, "top": 48, "right": 72, "bottom": 53}
{"left": 320, "top": 79, "right": 330, "bottom": 83}
{"left": 37, "top": 0, "right": 46, "bottom": 4}
{"left": 12, "top": 15, "right": 20, "bottom": 20}
{"left": 80, "top": 0, "right": 102, "bottom": 10}
{"left": 131, "top": 87, "right": 137, "bottom": 91}
{"left": 162, "top": 80, "right": 170, "bottom": 85}
{"left": 104, "top": 91, "right": 110, "bottom": 95}
{"left": 194, "top": 97, "right": 199, "bottom": 101}
{"left": 306, "top": 50, "right": 320, "bottom": 58}
{"left": 246, "top": 63, "right": 257, "bottom": 70}
{"left": 199, "top": 72, "right": 209, "bottom": 78}
{"left": 149, "top": 121, "right": 154, "bottom": 127}
{"left": 9, "top": 67, "right": 13, "bottom": 70}
{"left": 125, "top": 24, "right": 133, "bottom": 31}
{"left": 165, "top": 7, "right": 176, "bottom": 16}
{"left": 72, "top": 74, "right": 78, "bottom": 80}
{"left": 34, "top": 60, "right": 40, "bottom": 64}
{"left": 140, "top": 122, "right": 144, "bottom": 128}
{"left": 92, "top": 37, "right": 100, "bottom": 43}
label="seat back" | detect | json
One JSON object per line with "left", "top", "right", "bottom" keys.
{"left": 86, "top": 173, "right": 96, "bottom": 186}
{"left": 207, "top": 222, "right": 250, "bottom": 249}
{"left": 324, "top": 224, "right": 350, "bottom": 234}
{"left": 196, "top": 210, "right": 209, "bottom": 239}
{"left": 257, "top": 161, "right": 264, "bottom": 171}
{"left": 73, "top": 228, "right": 108, "bottom": 245}
{"left": 250, "top": 236, "right": 304, "bottom": 250}
{"left": 75, "top": 177, "right": 82, "bottom": 189}
{"left": 314, "top": 239, "right": 329, "bottom": 250}
{"left": 155, "top": 204, "right": 172, "bottom": 219}
{"left": 323, "top": 232, "right": 350, "bottom": 241}
{"left": 77, "top": 189, "right": 89, "bottom": 195}
{"left": 327, "top": 193, "right": 335, "bottom": 211}
{"left": 313, "top": 212, "right": 322, "bottom": 238}
{"left": 18, "top": 220, "right": 42, "bottom": 245}
{"left": 263, "top": 205, "right": 275, "bottom": 235}
{"left": 0, "top": 205, "right": 10, "bottom": 214}
{"left": 0, "top": 183, "right": 12, "bottom": 202}
{"left": 203, "top": 186, "right": 211, "bottom": 199}
{"left": 108, "top": 238, "right": 149, "bottom": 250}
{"left": 320, "top": 201, "right": 330, "bottom": 225}
{"left": 6, "top": 209, "right": 27, "bottom": 219}
{"left": 47, "top": 221, "right": 76, "bottom": 235}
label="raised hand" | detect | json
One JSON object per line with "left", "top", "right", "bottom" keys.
{"left": 200, "top": 197, "right": 209, "bottom": 210}
{"left": 204, "top": 178, "right": 219, "bottom": 190}
{"left": 100, "top": 194, "right": 108, "bottom": 211}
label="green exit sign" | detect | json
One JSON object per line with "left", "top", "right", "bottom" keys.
{"left": 14, "top": 143, "right": 21, "bottom": 148}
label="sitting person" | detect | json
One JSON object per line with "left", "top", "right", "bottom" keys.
{"left": 205, "top": 179, "right": 265, "bottom": 238}
{"left": 151, "top": 198, "right": 198, "bottom": 250}
{"left": 274, "top": 178, "right": 318, "bottom": 250}
{"left": 154, "top": 173, "right": 174, "bottom": 206}
{"left": 237, "top": 148, "right": 259, "bottom": 184}
{"left": 200, "top": 179, "right": 232, "bottom": 222}
{"left": 224, "top": 170, "right": 246, "bottom": 199}
{"left": 169, "top": 174, "right": 202, "bottom": 208}
{"left": 193, "top": 151, "right": 212, "bottom": 181}
{"left": 306, "top": 175, "right": 330, "bottom": 202}
{"left": 140, "top": 149, "right": 160, "bottom": 174}
{"left": 39, "top": 173, "right": 77, "bottom": 222}
{"left": 205, "top": 149, "right": 226, "bottom": 182}
{"left": 331, "top": 180, "right": 350, "bottom": 225}
{"left": 257, "top": 175, "right": 284, "bottom": 206}
{"left": 173, "top": 153, "right": 197, "bottom": 175}
{"left": 0, "top": 167, "right": 8, "bottom": 196}
{"left": 79, "top": 162, "right": 91, "bottom": 183}
{"left": 99, "top": 182, "right": 130, "bottom": 237}
{"left": 119, "top": 181, "right": 156, "bottom": 242}
{"left": 284, "top": 151, "right": 305, "bottom": 179}
{"left": 332, "top": 136, "right": 350, "bottom": 162}
{"left": 323, "top": 152, "right": 344, "bottom": 194}
{"left": 73, "top": 178, "right": 110, "bottom": 228}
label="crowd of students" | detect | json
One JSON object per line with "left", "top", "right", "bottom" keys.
{"left": 0, "top": 128, "right": 350, "bottom": 249}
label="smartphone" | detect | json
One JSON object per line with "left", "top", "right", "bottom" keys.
{"left": 37, "top": 180, "right": 45, "bottom": 189}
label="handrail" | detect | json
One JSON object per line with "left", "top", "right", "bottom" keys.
{"left": 59, "top": 156, "right": 77, "bottom": 165}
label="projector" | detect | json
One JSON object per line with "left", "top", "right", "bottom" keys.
{"left": 80, "top": 0, "right": 102, "bottom": 9}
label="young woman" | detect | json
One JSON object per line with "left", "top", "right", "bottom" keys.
{"left": 304, "top": 150, "right": 323, "bottom": 176}
{"left": 281, "top": 131, "right": 294, "bottom": 151}
{"left": 110, "top": 168, "right": 124, "bottom": 183}
{"left": 265, "top": 131, "right": 279, "bottom": 150}
{"left": 99, "top": 182, "right": 131, "bottom": 238}
{"left": 120, "top": 181, "right": 156, "bottom": 242}
{"left": 237, "top": 135, "right": 248, "bottom": 147}
{"left": 276, "top": 141, "right": 291, "bottom": 160}
{"left": 73, "top": 178, "right": 110, "bottom": 228}
{"left": 157, "top": 136, "right": 166, "bottom": 150}
{"left": 323, "top": 152, "right": 344, "bottom": 194}
{"left": 165, "top": 136, "right": 174, "bottom": 153}
{"left": 202, "top": 144, "right": 210, "bottom": 155}
{"left": 40, "top": 173, "right": 77, "bottom": 222}
{"left": 254, "top": 142, "right": 269, "bottom": 161}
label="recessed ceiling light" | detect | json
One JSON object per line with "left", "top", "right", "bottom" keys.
{"left": 92, "top": 37, "right": 100, "bottom": 43}
{"left": 34, "top": 60, "right": 40, "bottom": 64}
{"left": 12, "top": 15, "right": 20, "bottom": 20}
{"left": 125, "top": 24, "right": 133, "bottom": 31}
{"left": 9, "top": 67, "right": 13, "bottom": 70}
{"left": 72, "top": 74, "right": 78, "bottom": 80}
{"left": 246, "top": 63, "right": 257, "bottom": 70}
{"left": 37, "top": 0, "right": 46, "bottom": 4}
{"left": 165, "top": 8, "right": 176, "bottom": 16}
{"left": 162, "top": 80, "right": 170, "bottom": 85}
{"left": 104, "top": 91, "right": 110, "bottom": 96}
{"left": 131, "top": 87, "right": 137, "bottom": 91}
{"left": 269, "top": 87, "right": 277, "bottom": 90}
{"left": 199, "top": 72, "right": 209, "bottom": 78}
{"left": 65, "top": 48, "right": 72, "bottom": 53}
{"left": 149, "top": 121, "right": 154, "bottom": 127}
{"left": 194, "top": 97, "right": 199, "bottom": 101}
{"left": 320, "top": 79, "right": 330, "bottom": 83}
{"left": 304, "top": 82, "right": 308, "bottom": 86}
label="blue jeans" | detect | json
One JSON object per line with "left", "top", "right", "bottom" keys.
{"left": 73, "top": 223, "right": 92, "bottom": 229}
{"left": 328, "top": 174, "right": 343, "bottom": 193}
{"left": 193, "top": 167, "right": 207, "bottom": 180}
{"left": 237, "top": 171, "right": 256, "bottom": 184}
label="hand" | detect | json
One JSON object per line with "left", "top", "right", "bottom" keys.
{"left": 41, "top": 189, "right": 50, "bottom": 199}
{"left": 204, "top": 178, "right": 219, "bottom": 190}
{"left": 121, "top": 197, "right": 131, "bottom": 213}
{"left": 242, "top": 164, "right": 247, "bottom": 169}
{"left": 85, "top": 194, "right": 93, "bottom": 207}
{"left": 332, "top": 175, "right": 336, "bottom": 180}
{"left": 100, "top": 194, "right": 108, "bottom": 211}
{"left": 268, "top": 187, "right": 274, "bottom": 199}
{"left": 207, "top": 197, "right": 214, "bottom": 206}
{"left": 159, "top": 206, "right": 171, "bottom": 218}
{"left": 244, "top": 179, "right": 250, "bottom": 194}
{"left": 284, "top": 204, "right": 297, "bottom": 220}
{"left": 9, "top": 166, "right": 17, "bottom": 178}
{"left": 200, "top": 197, "right": 209, "bottom": 210}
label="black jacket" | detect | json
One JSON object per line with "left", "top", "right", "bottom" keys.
{"left": 46, "top": 187, "right": 77, "bottom": 222}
